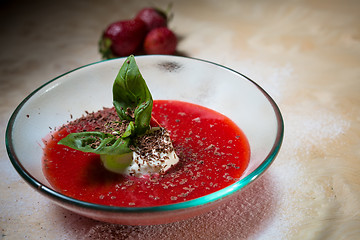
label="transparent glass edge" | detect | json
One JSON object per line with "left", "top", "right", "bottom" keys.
{"left": 5, "top": 55, "right": 284, "bottom": 213}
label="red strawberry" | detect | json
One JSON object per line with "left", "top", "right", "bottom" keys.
{"left": 135, "top": 7, "right": 168, "bottom": 32}
{"left": 144, "top": 27, "right": 177, "bottom": 55}
{"left": 99, "top": 19, "right": 147, "bottom": 59}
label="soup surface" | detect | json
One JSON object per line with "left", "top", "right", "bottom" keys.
{"left": 42, "top": 100, "right": 250, "bottom": 207}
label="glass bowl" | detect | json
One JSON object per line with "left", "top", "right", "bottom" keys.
{"left": 5, "top": 55, "right": 283, "bottom": 225}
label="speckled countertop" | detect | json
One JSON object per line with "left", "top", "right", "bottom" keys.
{"left": 1, "top": 0, "right": 359, "bottom": 239}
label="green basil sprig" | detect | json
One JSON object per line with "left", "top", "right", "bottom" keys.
{"left": 58, "top": 55, "right": 153, "bottom": 156}
{"left": 113, "top": 55, "right": 153, "bottom": 136}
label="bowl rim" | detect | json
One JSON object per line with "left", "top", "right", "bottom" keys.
{"left": 5, "top": 55, "right": 284, "bottom": 213}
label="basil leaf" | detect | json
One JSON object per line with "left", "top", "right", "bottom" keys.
{"left": 134, "top": 100, "right": 153, "bottom": 135}
{"left": 122, "top": 121, "right": 135, "bottom": 138}
{"left": 113, "top": 55, "right": 153, "bottom": 135}
{"left": 58, "top": 132, "right": 132, "bottom": 155}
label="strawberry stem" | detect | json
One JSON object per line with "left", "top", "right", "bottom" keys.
{"left": 99, "top": 36, "right": 117, "bottom": 59}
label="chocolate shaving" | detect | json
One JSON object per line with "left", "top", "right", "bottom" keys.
{"left": 134, "top": 128, "right": 175, "bottom": 166}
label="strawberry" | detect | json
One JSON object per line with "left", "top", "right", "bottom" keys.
{"left": 143, "top": 27, "right": 177, "bottom": 55}
{"left": 135, "top": 7, "right": 168, "bottom": 32}
{"left": 99, "top": 19, "right": 147, "bottom": 59}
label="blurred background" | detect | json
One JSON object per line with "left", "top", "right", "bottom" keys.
{"left": 1, "top": 0, "right": 359, "bottom": 239}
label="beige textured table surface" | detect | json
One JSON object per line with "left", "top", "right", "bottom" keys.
{"left": 1, "top": 0, "right": 359, "bottom": 239}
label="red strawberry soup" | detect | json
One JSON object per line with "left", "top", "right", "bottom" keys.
{"left": 42, "top": 100, "right": 250, "bottom": 207}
